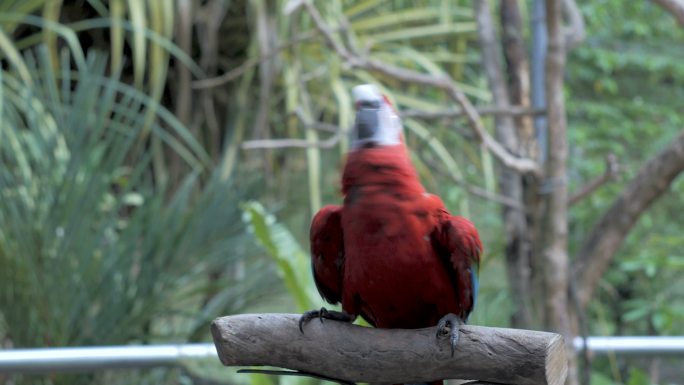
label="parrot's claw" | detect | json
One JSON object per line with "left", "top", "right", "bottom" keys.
{"left": 436, "top": 313, "right": 464, "bottom": 357}
{"left": 298, "top": 307, "right": 356, "bottom": 333}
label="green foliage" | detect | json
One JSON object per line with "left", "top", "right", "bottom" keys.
{"left": 565, "top": 2, "right": 684, "bottom": 383}
{"left": 241, "top": 201, "right": 320, "bottom": 312}
{"left": 0, "top": 45, "right": 276, "bottom": 364}
{"left": 0, "top": 1, "right": 206, "bottom": 189}
{"left": 0, "top": 0, "right": 187, "bottom": 92}
{"left": 567, "top": 0, "right": 684, "bottom": 337}
{"left": 0, "top": 1, "right": 682, "bottom": 384}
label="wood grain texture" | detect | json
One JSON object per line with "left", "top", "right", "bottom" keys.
{"left": 211, "top": 313, "right": 567, "bottom": 385}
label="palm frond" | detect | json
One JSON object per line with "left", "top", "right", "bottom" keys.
{"left": 0, "top": 48, "right": 275, "bottom": 354}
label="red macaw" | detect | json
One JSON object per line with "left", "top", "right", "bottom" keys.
{"left": 300, "top": 84, "right": 483, "bottom": 384}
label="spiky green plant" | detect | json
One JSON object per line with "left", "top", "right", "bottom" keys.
{"left": 0, "top": 46, "right": 278, "bottom": 385}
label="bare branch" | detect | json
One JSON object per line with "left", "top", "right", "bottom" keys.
{"left": 464, "top": 184, "right": 525, "bottom": 210}
{"left": 423, "top": 158, "right": 526, "bottom": 210}
{"left": 562, "top": 0, "right": 586, "bottom": 50}
{"left": 451, "top": 88, "right": 542, "bottom": 175}
{"left": 242, "top": 105, "right": 345, "bottom": 150}
{"left": 567, "top": 154, "right": 619, "bottom": 206}
{"left": 192, "top": 32, "right": 317, "bottom": 89}
{"left": 241, "top": 137, "right": 339, "bottom": 150}
{"left": 212, "top": 313, "right": 568, "bottom": 385}
{"left": 301, "top": 1, "right": 541, "bottom": 176}
{"left": 653, "top": 0, "right": 684, "bottom": 27}
{"left": 401, "top": 106, "right": 545, "bottom": 120}
{"left": 306, "top": 121, "right": 339, "bottom": 133}
{"left": 572, "top": 132, "right": 684, "bottom": 307}
{"left": 242, "top": 125, "right": 343, "bottom": 149}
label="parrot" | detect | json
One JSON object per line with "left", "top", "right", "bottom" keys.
{"left": 300, "top": 84, "right": 483, "bottom": 385}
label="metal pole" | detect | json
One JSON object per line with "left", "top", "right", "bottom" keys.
{"left": 2, "top": 338, "right": 684, "bottom": 374}
{"left": 0, "top": 343, "right": 217, "bottom": 373}
{"left": 574, "top": 336, "right": 684, "bottom": 355}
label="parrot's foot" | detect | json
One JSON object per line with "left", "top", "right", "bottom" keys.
{"left": 436, "top": 313, "right": 464, "bottom": 357}
{"left": 298, "top": 307, "right": 356, "bottom": 333}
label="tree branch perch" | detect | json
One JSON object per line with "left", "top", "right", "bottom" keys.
{"left": 211, "top": 314, "right": 567, "bottom": 385}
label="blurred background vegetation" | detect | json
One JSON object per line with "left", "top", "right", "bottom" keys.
{"left": 0, "top": 1, "right": 682, "bottom": 385}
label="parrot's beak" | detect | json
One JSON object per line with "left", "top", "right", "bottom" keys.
{"left": 355, "top": 107, "right": 380, "bottom": 141}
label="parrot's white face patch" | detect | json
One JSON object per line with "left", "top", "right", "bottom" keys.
{"left": 350, "top": 84, "right": 403, "bottom": 149}
{"left": 352, "top": 84, "right": 381, "bottom": 102}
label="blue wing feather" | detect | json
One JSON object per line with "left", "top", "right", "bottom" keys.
{"left": 435, "top": 214, "right": 483, "bottom": 322}
{"left": 471, "top": 264, "right": 479, "bottom": 307}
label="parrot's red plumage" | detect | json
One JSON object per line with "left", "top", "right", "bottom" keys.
{"left": 306, "top": 85, "right": 482, "bottom": 385}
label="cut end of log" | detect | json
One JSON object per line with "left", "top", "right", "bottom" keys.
{"left": 210, "top": 320, "right": 230, "bottom": 366}
{"left": 545, "top": 334, "right": 568, "bottom": 385}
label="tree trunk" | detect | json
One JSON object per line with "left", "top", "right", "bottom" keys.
{"left": 474, "top": 0, "right": 533, "bottom": 330}
{"left": 500, "top": 0, "right": 544, "bottom": 329}
{"left": 501, "top": 0, "right": 536, "bottom": 161}
{"left": 543, "top": 1, "right": 576, "bottom": 384}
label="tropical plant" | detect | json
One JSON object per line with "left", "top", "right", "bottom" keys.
{"left": 241, "top": 201, "right": 319, "bottom": 312}
{"left": 0, "top": 46, "right": 278, "bottom": 384}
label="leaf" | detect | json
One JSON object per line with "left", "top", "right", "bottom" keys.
{"left": 109, "top": 0, "right": 125, "bottom": 74}
{"left": 366, "top": 22, "right": 476, "bottom": 46}
{"left": 627, "top": 367, "right": 649, "bottom": 385}
{"left": 0, "top": 29, "right": 33, "bottom": 84}
{"left": 241, "top": 201, "right": 318, "bottom": 312}
{"left": 0, "top": 48, "right": 268, "bottom": 351}
{"left": 126, "top": 0, "right": 147, "bottom": 89}
{"left": 651, "top": 312, "right": 670, "bottom": 333}
{"left": 622, "top": 305, "right": 650, "bottom": 322}
{"left": 590, "top": 372, "right": 616, "bottom": 385}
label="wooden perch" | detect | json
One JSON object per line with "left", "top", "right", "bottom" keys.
{"left": 211, "top": 313, "right": 567, "bottom": 385}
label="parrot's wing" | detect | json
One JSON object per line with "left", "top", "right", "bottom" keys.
{"left": 310, "top": 205, "right": 345, "bottom": 305}
{"left": 434, "top": 214, "right": 483, "bottom": 321}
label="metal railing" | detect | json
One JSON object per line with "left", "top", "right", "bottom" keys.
{"left": 573, "top": 336, "right": 684, "bottom": 355}
{"left": 0, "top": 343, "right": 217, "bottom": 373}
{"left": 1, "top": 337, "right": 684, "bottom": 373}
